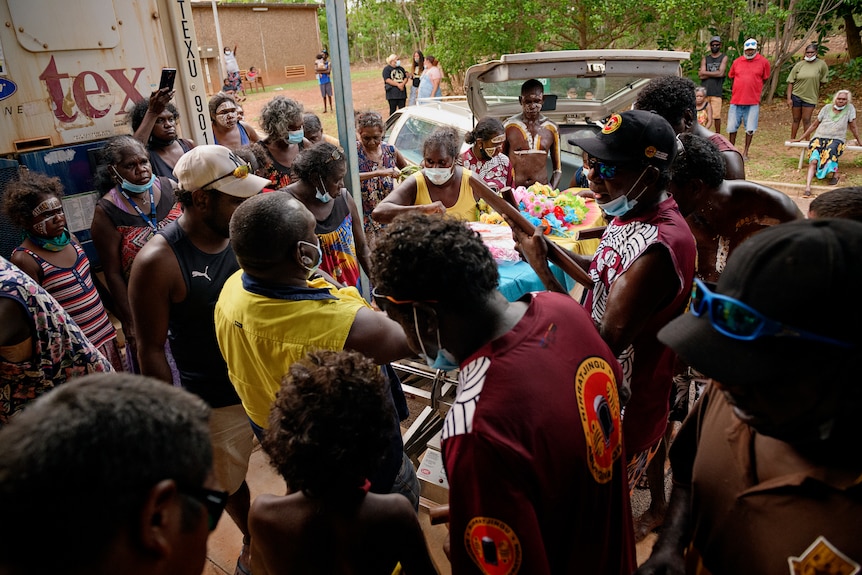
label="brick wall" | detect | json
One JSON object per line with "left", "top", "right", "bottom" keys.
{"left": 191, "top": 2, "right": 322, "bottom": 93}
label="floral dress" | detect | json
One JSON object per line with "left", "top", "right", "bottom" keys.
{"left": 357, "top": 141, "right": 399, "bottom": 236}
{"left": 0, "top": 257, "right": 113, "bottom": 425}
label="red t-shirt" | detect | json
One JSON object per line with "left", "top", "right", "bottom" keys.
{"left": 728, "top": 54, "right": 771, "bottom": 105}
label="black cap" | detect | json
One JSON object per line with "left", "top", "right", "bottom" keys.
{"left": 569, "top": 109, "right": 677, "bottom": 169}
{"left": 658, "top": 219, "right": 862, "bottom": 386}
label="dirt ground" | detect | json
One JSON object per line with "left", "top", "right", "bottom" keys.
{"left": 236, "top": 61, "right": 862, "bottom": 194}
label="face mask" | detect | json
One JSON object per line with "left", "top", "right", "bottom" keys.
{"left": 315, "top": 177, "right": 332, "bottom": 203}
{"left": 834, "top": 104, "right": 846, "bottom": 111}
{"left": 744, "top": 51, "right": 756, "bottom": 60}
{"left": 115, "top": 170, "right": 155, "bottom": 195}
{"left": 298, "top": 239, "right": 323, "bottom": 277}
{"left": 424, "top": 166, "right": 454, "bottom": 186}
{"left": 413, "top": 307, "right": 459, "bottom": 371}
{"left": 287, "top": 129, "right": 304, "bottom": 144}
{"left": 396, "top": 60, "right": 402, "bottom": 67}
{"left": 804, "top": 54, "right": 817, "bottom": 62}
{"left": 600, "top": 168, "right": 651, "bottom": 218}
{"left": 710, "top": 45, "right": 721, "bottom": 54}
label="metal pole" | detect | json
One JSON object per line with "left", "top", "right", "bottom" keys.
{"left": 211, "top": 0, "right": 226, "bottom": 79}
{"left": 324, "top": 0, "right": 369, "bottom": 300}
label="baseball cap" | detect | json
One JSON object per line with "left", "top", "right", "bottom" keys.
{"left": 710, "top": 36, "right": 721, "bottom": 43}
{"left": 568, "top": 109, "right": 677, "bottom": 168}
{"left": 174, "top": 145, "right": 269, "bottom": 198}
{"left": 387, "top": 54, "right": 398, "bottom": 64}
{"left": 744, "top": 38, "right": 757, "bottom": 50}
{"left": 658, "top": 219, "right": 862, "bottom": 386}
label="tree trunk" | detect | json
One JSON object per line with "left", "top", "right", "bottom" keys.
{"left": 846, "top": 11, "right": 862, "bottom": 59}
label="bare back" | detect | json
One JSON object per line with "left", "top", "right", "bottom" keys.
{"left": 250, "top": 492, "right": 437, "bottom": 575}
{"left": 689, "top": 181, "right": 802, "bottom": 282}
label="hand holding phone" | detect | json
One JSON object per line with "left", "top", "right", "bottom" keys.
{"left": 159, "top": 68, "right": 177, "bottom": 91}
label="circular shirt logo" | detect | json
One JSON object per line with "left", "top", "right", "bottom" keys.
{"left": 464, "top": 517, "right": 522, "bottom": 575}
{"left": 602, "top": 114, "right": 623, "bottom": 134}
{"left": 574, "top": 356, "right": 623, "bottom": 483}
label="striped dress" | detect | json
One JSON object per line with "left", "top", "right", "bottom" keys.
{"left": 13, "top": 242, "right": 116, "bottom": 348}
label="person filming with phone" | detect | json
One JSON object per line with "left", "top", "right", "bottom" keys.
{"left": 131, "top": 69, "right": 196, "bottom": 180}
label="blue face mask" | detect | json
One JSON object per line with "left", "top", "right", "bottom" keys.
{"left": 600, "top": 168, "right": 650, "bottom": 218}
{"left": 287, "top": 129, "right": 304, "bottom": 144}
{"left": 115, "top": 170, "right": 155, "bottom": 195}
{"left": 315, "top": 176, "right": 332, "bottom": 203}
{"left": 413, "top": 307, "right": 459, "bottom": 371}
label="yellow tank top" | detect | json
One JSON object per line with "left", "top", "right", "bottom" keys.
{"left": 414, "top": 168, "right": 478, "bottom": 221}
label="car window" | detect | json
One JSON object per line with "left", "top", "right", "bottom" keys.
{"left": 392, "top": 116, "right": 466, "bottom": 165}
{"left": 480, "top": 76, "right": 648, "bottom": 106}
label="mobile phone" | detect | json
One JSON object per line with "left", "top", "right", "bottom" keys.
{"left": 159, "top": 68, "right": 177, "bottom": 91}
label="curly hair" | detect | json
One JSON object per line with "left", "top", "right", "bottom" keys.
{"left": 356, "top": 110, "right": 384, "bottom": 132}
{"left": 465, "top": 117, "right": 505, "bottom": 145}
{"left": 521, "top": 78, "right": 543, "bottom": 96}
{"left": 262, "top": 349, "right": 394, "bottom": 497}
{"left": 260, "top": 96, "right": 304, "bottom": 140}
{"left": 810, "top": 187, "right": 862, "bottom": 223}
{"left": 229, "top": 193, "right": 309, "bottom": 275}
{"left": 371, "top": 212, "right": 499, "bottom": 313}
{"left": 422, "top": 126, "right": 460, "bottom": 160}
{"left": 634, "top": 75, "right": 697, "bottom": 127}
{"left": 3, "top": 172, "right": 66, "bottom": 229}
{"left": 93, "top": 135, "right": 148, "bottom": 194}
{"left": 292, "top": 142, "right": 346, "bottom": 182}
{"left": 670, "top": 133, "right": 725, "bottom": 189}
{"left": 208, "top": 93, "right": 236, "bottom": 120}
{"left": 130, "top": 99, "right": 179, "bottom": 133}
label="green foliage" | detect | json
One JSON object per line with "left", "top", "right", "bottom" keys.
{"left": 836, "top": 58, "right": 862, "bottom": 81}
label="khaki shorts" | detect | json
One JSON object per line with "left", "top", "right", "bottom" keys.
{"left": 210, "top": 404, "right": 255, "bottom": 494}
{"left": 707, "top": 96, "right": 723, "bottom": 120}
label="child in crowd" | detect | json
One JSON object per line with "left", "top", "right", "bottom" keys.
{"left": 3, "top": 172, "right": 125, "bottom": 371}
{"left": 695, "top": 86, "right": 714, "bottom": 128}
{"left": 249, "top": 349, "right": 437, "bottom": 575}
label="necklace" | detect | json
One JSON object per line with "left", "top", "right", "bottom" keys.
{"left": 118, "top": 184, "right": 157, "bottom": 231}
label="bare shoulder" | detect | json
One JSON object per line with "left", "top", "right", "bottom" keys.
{"left": 723, "top": 181, "right": 804, "bottom": 220}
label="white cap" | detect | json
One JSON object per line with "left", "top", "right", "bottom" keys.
{"left": 387, "top": 54, "right": 398, "bottom": 64}
{"left": 744, "top": 38, "right": 758, "bottom": 50}
{"left": 174, "top": 145, "right": 269, "bottom": 198}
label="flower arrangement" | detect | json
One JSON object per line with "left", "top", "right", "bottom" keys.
{"left": 477, "top": 184, "right": 590, "bottom": 237}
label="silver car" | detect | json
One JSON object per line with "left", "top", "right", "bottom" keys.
{"left": 385, "top": 49, "right": 690, "bottom": 187}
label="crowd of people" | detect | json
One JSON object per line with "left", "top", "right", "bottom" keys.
{"left": 1, "top": 42, "right": 861, "bottom": 575}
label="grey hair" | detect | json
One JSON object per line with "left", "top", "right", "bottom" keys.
{"left": 261, "top": 96, "right": 305, "bottom": 140}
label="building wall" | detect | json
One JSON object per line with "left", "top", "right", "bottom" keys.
{"left": 191, "top": 2, "right": 322, "bottom": 94}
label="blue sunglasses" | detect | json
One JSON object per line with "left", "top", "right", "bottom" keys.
{"left": 690, "top": 279, "right": 853, "bottom": 348}
{"left": 587, "top": 157, "right": 618, "bottom": 180}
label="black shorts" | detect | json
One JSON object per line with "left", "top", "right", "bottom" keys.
{"left": 791, "top": 94, "right": 816, "bottom": 108}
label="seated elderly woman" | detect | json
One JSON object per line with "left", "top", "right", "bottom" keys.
{"left": 794, "top": 89, "right": 861, "bottom": 197}
{"left": 372, "top": 127, "right": 485, "bottom": 224}
{"left": 279, "top": 142, "right": 371, "bottom": 289}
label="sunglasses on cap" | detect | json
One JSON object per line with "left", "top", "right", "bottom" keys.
{"left": 587, "top": 157, "right": 618, "bottom": 180}
{"left": 179, "top": 485, "right": 229, "bottom": 531}
{"left": 690, "top": 279, "right": 854, "bottom": 347}
{"left": 371, "top": 287, "right": 437, "bottom": 308}
{"left": 201, "top": 152, "right": 252, "bottom": 190}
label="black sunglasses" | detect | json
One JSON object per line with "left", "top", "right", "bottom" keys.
{"left": 179, "top": 485, "right": 229, "bottom": 531}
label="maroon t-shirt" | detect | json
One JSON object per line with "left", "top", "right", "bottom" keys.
{"left": 442, "top": 292, "right": 636, "bottom": 575}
